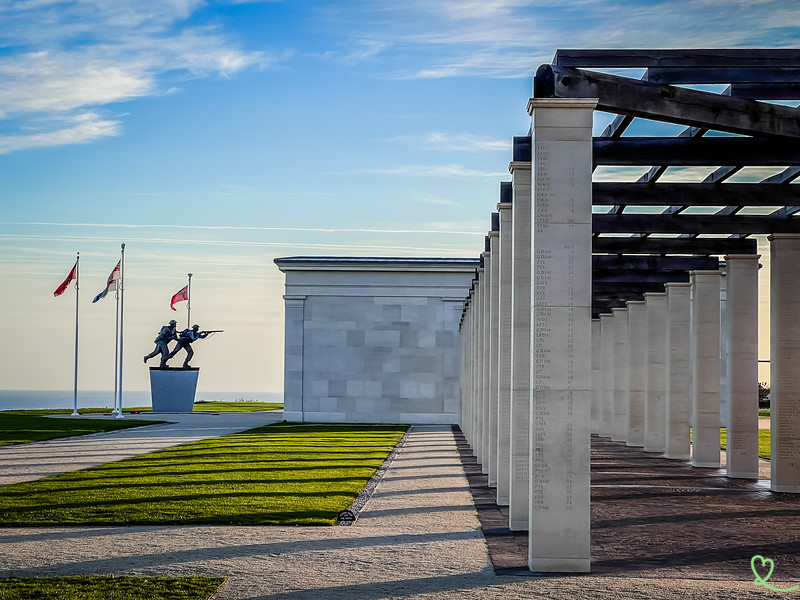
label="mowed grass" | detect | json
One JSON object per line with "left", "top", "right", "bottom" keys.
{"left": 2, "top": 401, "right": 282, "bottom": 416}
{"left": 0, "top": 423, "right": 407, "bottom": 526}
{"left": 720, "top": 427, "right": 771, "bottom": 459}
{"left": 0, "top": 576, "right": 223, "bottom": 599}
{"left": 0, "top": 415, "right": 160, "bottom": 447}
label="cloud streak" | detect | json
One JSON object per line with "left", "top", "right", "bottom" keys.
{"left": 0, "top": 1, "right": 272, "bottom": 153}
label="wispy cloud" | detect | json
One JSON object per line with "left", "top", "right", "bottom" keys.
{"left": 323, "top": 0, "right": 800, "bottom": 79}
{"left": 387, "top": 131, "right": 510, "bottom": 152}
{"left": 359, "top": 164, "right": 507, "bottom": 178}
{"left": 0, "top": 1, "right": 274, "bottom": 153}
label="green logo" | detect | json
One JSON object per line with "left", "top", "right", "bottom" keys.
{"left": 751, "top": 555, "right": 800, "bottom": 593}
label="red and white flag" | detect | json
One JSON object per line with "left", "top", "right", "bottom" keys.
{"left": 92, "top": 261, "right": 121, "bottom": 303}
{"left": 54, "top": 260, "right": 78, "bottom": 297}
{"left": 170, "top": 285, "right": 188, "bottom": 310}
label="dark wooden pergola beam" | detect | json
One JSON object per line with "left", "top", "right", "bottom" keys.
{"left": 535, "top": 65, "right": 800, "bottom": 138}
{"left": 592, "top": 237, "right": 757, "bottom": 255}
{"left": 593, "top": 270, "right": 692, "bottom": 284}
{"left": 593, "top": 137, "right": 800, "bottom": 166}
{"left": 592, "top": 182, "right": 800, "bottom": 206}
{"left": 728, "top": 83, "right": 800, "bottom": 100}
{"left": 553, "top": 49, "right": 800, "bottom": 69}
{"left": 593, "top": 214, "right": 800, "bottom": 235}
{"left": 592, "top": 255, "right": 719, "bottom": 270}
{"left": 646, "top": 67, "right": 800, "bottom": 84}
{"left": 593, "top": 282, "right": 669, "bottom": 294}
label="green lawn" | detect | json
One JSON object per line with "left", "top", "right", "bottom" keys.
{"left": 0, "top": 415, "right": 160, "bottom": 447}
{"left": 0, "top": 576, "right": 223, "bottom": 599}
{"left": 720, "top": 427, "right": 771, "bottom": 459}
{"left": 0, "top": 423, "right": 407, "bottom": 526}
{"left": 1, "top": 400, "right": 282, "bottom": 416}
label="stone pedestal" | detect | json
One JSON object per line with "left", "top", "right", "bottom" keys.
{"left": 769, "top": 235, "right": 800, "bottom": 493}
{"left": 665, "top": 283, "right": 691, "bottom": 460}
{"left": 626, "top": 301, "right": 646, "bottom": 447}
{"left": 527, "top": 97, "right": 595, "bottom": 573}
{"left": 508, "top": 155, "right": 531, "bottom": 531}
{"left": 599, "top": 313, "right": 614, "bottom": 438}
{"left": 612, "top": 307, "right": 629, "bottom": 442}
{"left": 150, "top": 367, "right": 198, "bottom": 412}
{"left": 644, "top": 293, "right": 667, "bottom": 453}
{"left": 497, "top": 198, "right": 513, "bottom": 506}
{"left": 724, "top": 255, "right": 759, "bottom": 479}
{"left": 691, "top": 270, "right": 722, "bottom": 468}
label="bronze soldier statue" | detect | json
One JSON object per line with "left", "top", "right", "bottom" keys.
{"left": 143, "top": 319, "right": 178, "bottom": 368}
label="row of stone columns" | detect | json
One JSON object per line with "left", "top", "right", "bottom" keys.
{"left": 460, "top": 98, "right": 595, "bottom": 572}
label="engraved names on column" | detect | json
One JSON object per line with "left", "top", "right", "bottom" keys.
{"left": 769, "top": 235, "right": 800, "bottom": 493}
{"left": 528, "top": 98, "right": 595, "bottom": 573}
{"left": 690, "top": 270, "right": 722, "bottom": 468}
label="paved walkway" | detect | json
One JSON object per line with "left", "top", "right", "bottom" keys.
{"left": 0, "top": 419, "right": 793, "bottom": 599}
{"left": 0, "top": 411, "right": 284, "bottom": 485}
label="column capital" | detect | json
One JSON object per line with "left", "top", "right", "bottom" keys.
{"left": 527, "top": 97, "right": 599, "bottom": 115}
{"left": 664, "top": 282, "right": 692, "bottom": 288}
{"left": 769, "top": 233, "right": 800, "bottom": 242}
{"left": 643, "top": 292, "right": 667, "bottom": 299}
{"left": 690, "top": 270, "right": 723, "bottom": 276}
{"left": 497, "top": 202, "right": 512, "bottom": 211}
{"left": 724, "top": 253, "right": 762, "bottom": 261}
{"left": 509, "top": 161, "right": 531, "bottom": 174}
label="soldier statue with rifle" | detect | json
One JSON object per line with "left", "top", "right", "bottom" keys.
{"left": 166, "top": 325, "right": 223, "bottom": 369}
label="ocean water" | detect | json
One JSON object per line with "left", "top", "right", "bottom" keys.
{"left": 0, "top": 390, "right": 283, "bottom": 411}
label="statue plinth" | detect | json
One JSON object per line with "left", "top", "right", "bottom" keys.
{"left": 149, "top": 367, "right": 199, "bottom": 413}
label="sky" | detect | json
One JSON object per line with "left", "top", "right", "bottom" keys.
{"left": 1, "top": 0, "right": 798, "bottom": 397}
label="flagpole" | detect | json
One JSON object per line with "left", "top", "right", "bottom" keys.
{"left": 116, "top": 243, "right": 126, "bottom": 419}
{"left": 71, "top": 253, "right": 80, "bottom": 417}
{"left": 112, "top": 270, "right": 120, "bottom": 415}
{"left": 187, "top": 273, "right": 193, "bottom": 329}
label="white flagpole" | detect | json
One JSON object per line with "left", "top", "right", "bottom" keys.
{"left": 116, "top": 243, "right": 126, "bottom": 419}
{"left": 71, "top": 253, "right": 80, "bottom": 417}
{"left": 187, "top": 273, "right": 193, "bottom": 329}
{"left": 112, "top": 267, "right": 120, "bottom": 415}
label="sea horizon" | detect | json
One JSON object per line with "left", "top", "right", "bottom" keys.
{"left": 0, "top": 389, "right": 284, "bottom": 411}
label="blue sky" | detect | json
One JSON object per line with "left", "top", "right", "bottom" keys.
{"left": 1, "top": 0, "right": 796, "bottom": 396}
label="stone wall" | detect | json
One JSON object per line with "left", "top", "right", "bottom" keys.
{"left": 274, "top": 257, "right": 476, "bottom": 423}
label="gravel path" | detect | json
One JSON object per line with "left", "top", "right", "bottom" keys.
{"left": 0, "top": 422, "right": 780, "bottom": 599}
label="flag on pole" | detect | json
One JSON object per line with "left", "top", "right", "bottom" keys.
{"left": 54, "top": 260, "right": 78, "bottom": 297}
{"left": 92, "top": 261, "right": 121, "bottom": 303}
{"left": 170, "top": 285, "right": 189, "bottom": 310}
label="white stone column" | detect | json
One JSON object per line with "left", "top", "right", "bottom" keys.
{"left": 591, "top": 318, "right": 601, "bottom": 435}
{"left": 488, "top": 220, "right": 500, "bottom": 488}
{"left": 644, "top": 292, "right": 667, "bottom": 453}
{"left": 528, "top": 97, "right": 595, "bottom": 573}
{"left": 665, "top": 283, "right": 691, "bottom": 460}
{"left": 691, "top": 270, "right": 722, "bottom": 468}
{"left": 282, "top": 296, "right": 306, "bottom": 422}
{"left": 474, "top": 269, "right": 485, "bottom": 461}
{"left": 719, "top": 273, "right": 730, "bottom": 428}
{"left": 769, "top": 235, "right": 800, "bottom": 493}
{"left": 482, "top": 243, "right": 492, "bottom": 476}
{"left": 724, "top": 254, "right": 760, "bottom": 479}
{"left": 599, "top": 313, "right": 615, "bottom": 438}
{"left": 626, "top": 301, "right": 646, "bottom": 447}
{"left": 497, "top": 196, "right": 513, "bottom": 506}
{"left": 509, "top": 157, "right": 531, "bottom": 530}
{"left": 611, "top": 307, "right": 629, "bottom": 442}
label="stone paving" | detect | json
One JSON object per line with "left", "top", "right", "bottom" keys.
{"left": 458, "top": 430, "right": 800, "bottom": 584}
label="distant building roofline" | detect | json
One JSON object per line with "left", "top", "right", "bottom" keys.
{"left": 274, "top": 256, "right": 480, "bottom": 273}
